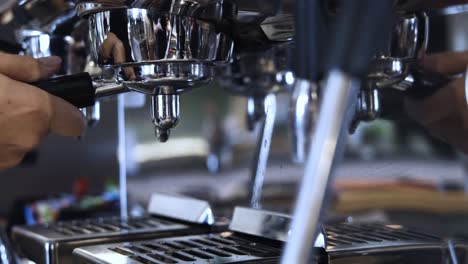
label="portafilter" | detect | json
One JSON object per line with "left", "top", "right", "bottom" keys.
{"left": 32, "top": 0, "right": 236, "bottom": 142}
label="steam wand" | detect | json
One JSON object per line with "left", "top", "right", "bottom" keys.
{"left": 281, "top": 1, "right": 395, "bottom": 263}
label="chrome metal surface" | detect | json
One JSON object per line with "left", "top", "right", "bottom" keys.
{"left": 94, "top": 81, "right": 129, "bottom": 98}
{"left": 249, "top": 94, "right": 276, "bottom": 209}
{"left": 282, "top": 70, "right": 360, "bottom": 264}
{"left": 73, "top": 232, "right": 282, "bottom": 264}
{"left": 81, "top": 102, "right": 101, "bottom": 127}
{"left": 323, "top": 223, "right": 441, "bottom": 252}
{"left": 323, "top": 223, "right": 446, "bottom": 263}
{"left": 122, "top": 64, "right": 213, "bottom": 95}
{"left": 389, "top": 69, "right": 451, "bottom": 93}
{"left": 12, "top": 216, "right": 197, "bottom": 264}
{"left": 86, "top": 8, "right": 233, "bottom": 93}
{"left": 246, "top": 96, "right": 264, "bottom": 131}
{"left": 229, "top": 207, "right": 290, "bottom": 243}
{"left": 370, "top": 12, "right": 428, "bottom": 88}
{"left": 147, "top": 192, "right": 214, "bottom": 225}
{"left": 78, "top": 3, "right": 234, "bottom": 141}
{"left": 151, "top": 94, "right": 180, "bottom": 142}
{"left": 289, "top": 78, "right": 319, "bottom": 163}
{"left": 75, "top": 0, "right": 237, "bottom": 19}
{"left": 16, "top": 30, "right": 54, "bottom": 58}
{"left": 359, "top": 12, "right": 430, "bottom": 126}
{"left": 380, "top": 12, "right": 428, "bottom": 60}
{"left": 118, "top": 94, "right": 129, "bottom": 219}
{"left": 220, "top": 45, "right": 292, "bottom": 208}
{"left": 350, "top": 87, "right": 381, "bottom": 133}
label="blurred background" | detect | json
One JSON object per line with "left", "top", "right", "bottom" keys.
{"left": 1, "top": 6, "right": 468, "bottom": 238}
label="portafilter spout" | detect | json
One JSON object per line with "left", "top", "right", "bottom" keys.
{"left": 151, "top": 89, "right": 180, "bottom": 143}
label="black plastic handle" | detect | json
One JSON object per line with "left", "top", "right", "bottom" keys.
{"left": 31, "top": 73, "right": 96, "bottom": 108}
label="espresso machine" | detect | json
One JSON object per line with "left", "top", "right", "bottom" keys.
{"left": 2, "top": 0, "right": 468, "bottom": 263}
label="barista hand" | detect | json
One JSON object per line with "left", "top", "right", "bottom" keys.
{"left": 405, "top": 51, "right": 468, "bottom": 153}
{"left": 0, "top": 54, "right": 86, "bottom": 170}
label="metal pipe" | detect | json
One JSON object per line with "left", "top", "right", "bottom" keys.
{"left": 249, "top": 94, "right": 277, "bottom": 209}
{"left": 117, "top": 94, "right": 128, "bottom": 219}
{"left": 281, "top": 70, "right": 360, "bottom": 263}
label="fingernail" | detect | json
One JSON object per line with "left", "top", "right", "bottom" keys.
{"left": 38, "top": 56, "right": 62, "bottom": 68}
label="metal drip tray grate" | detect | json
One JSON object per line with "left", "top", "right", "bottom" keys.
{"left": 13, "top": 216, "right": 206, "bottom": 264}
{"left": 74, "top": 233, "right": 282, "bottom": 264}
{"left": 49, "top": 217, "right": 174, "bottom": 236}
{"left": 324, "top": 223, "right": 441, "bottom": 250}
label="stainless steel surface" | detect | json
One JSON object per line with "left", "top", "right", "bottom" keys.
{"left": 73, "top": 232, "right": 282, "bottom": 264}
{"left": 74, "top": 0, "right": 237, "bottom": 18}
{"left": 118, "top": 94, "right": 129, "bottom": 219}
{"left": 357, "top": 12, "right": 429, "bottom": 127}
{"left": 370, "top": 12, "right": 428, "bottom": 88}
{"left": 94, "top": 80, "right": 128, "bottom": 98}
{"left": 219, "top": 45, "right": 293, "bottom": 208}
{"left": 229, "top": 207, "right": 290, "bottom": 242}
{"left": 282, "top": 71, "right": 360, "bottom": 264}
{"left": 16, "top": 30, "right": 55, "bottom": 58}
{"left": 12, "top": 216, "right": 201, "bottom": 264}
{"left": 351, "top": 87, "right": 380, "bottom": 132}
{"left": 322, "top": 223, "right": 446, "bottom": 263}
{"left": 70, "top": 214, "right": 453, "bottom": 264}
{"left": 81, "top": 102, "right": 101, "bottom": 127}
{"left": 86, "top": 8, "right": 233, "bottom": 90}
{"left": 289, "top": 78, "right": 319, "bottom": 163}
{"left": 151, "top": 93, "right": 180, "bottom": 143}
{"left": 249, "top": 94, "right": 276, "bottom": 209}
{"left": 147, "top": 192, "right": 215, "bottom": 225}
{"left": 78, "top": 2, "right": 234, "bottom": 141}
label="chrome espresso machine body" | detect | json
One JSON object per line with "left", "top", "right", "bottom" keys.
{"left": 3, "top": 0, "right": 468, "bottom": 263}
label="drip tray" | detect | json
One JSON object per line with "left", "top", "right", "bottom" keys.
{"left": 324, "top": 223, "right": 446, "bottom": 264}
{"left": 74, "top": 232, "right": 282, "bottom": 264}
{"left": 13, "top": 216, "right": 208, "bottom": 264}
{"left": 325, "top": 222, "right": 441, "bottom": 250}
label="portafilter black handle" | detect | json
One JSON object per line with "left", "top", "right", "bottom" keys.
{"left": 31, "top": 73, "right": 96, "bottom": 108}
